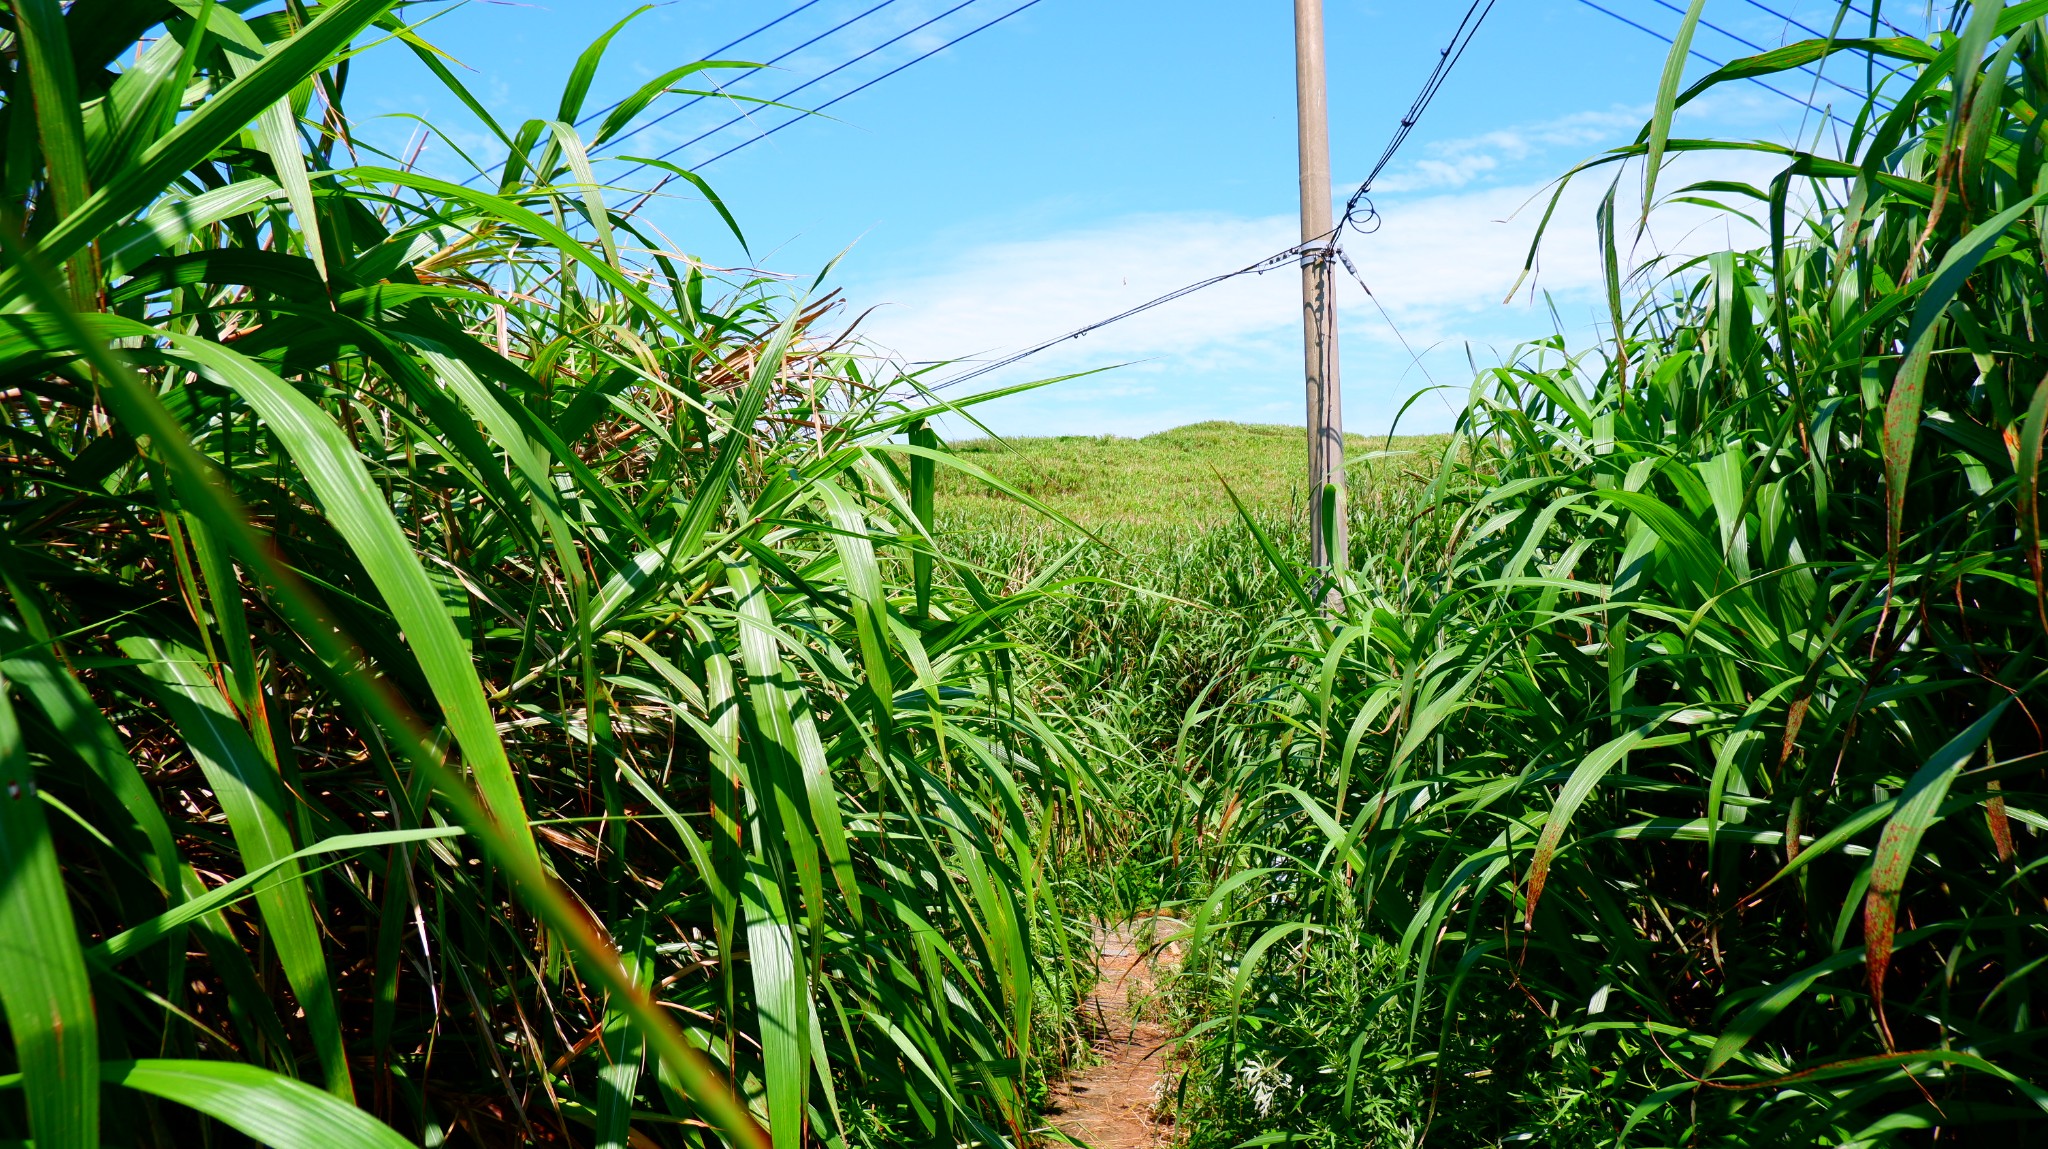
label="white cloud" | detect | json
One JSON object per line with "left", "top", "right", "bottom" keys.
{"left": 1367, "top": 106, "right": 1647, "bottom": 193}
{"left": 846, "top": 110, "right": 1795, "bottom": 436}
{"left": 859, "top": 212, "right": 1300, "bottom": 370}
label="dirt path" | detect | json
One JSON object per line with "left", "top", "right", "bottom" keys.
{"left": 1045, "top": 926, "right": 1177, "bottom": 1147}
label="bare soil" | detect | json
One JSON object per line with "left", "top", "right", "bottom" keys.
{"left": 1044, "top": 926, "right": 1178, "bottom": 1147}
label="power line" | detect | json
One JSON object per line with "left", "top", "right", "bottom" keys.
{"left": 1643, "top": 0, "right": 1871, "bottom": 102}
{"left": 1840, "top": 1, "right": 1912, "bottom": 38}
{"left": 1731, "top": 0, "right": 1913, "bottom": 41}
{"left": 1728, "top": 0, "right": 1916, "bottom": 53}
{"left": 929, "top": 0, "right": 1499, "bottom": 395}
{"left": 1572, "top": 0, "right": 1856, "bottom": 128}
{"left": 457, "top": 0, "right": 881, "bottom": 187}
{"left": 1339, "top": 1, "right": 1497, "bottom": 239}
{"left": 692, "top": 0, "right": 1046, "bottom": 169}
{"left": 1738, "top": 0, "right": 1912, "bottom": 40}
{"left": 916, "top": 0, "right": 1901, "bottom": 399}
{"left": 574, "top": 0, "right": 839, "bottom": 130}
{"left": 616, "top": 0, "right": 999, "bottom": 184}
{"left": 1738, "top": 0, "right": 1831, "bottom": 40}
{"left": 923, "top": 244, "right": 1322, "bottom": 394}
{"left": 594, "top": 0, "right": 908, "bottom": 154}
{"left": 489, "top": 2, "right": 1039, "bottom": 237}
{"left": 1359, "top": 2, "right": 1496, "bottom": 196}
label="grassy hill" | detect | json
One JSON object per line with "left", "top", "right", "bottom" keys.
{"left": 937, "top": 421, "right": 1445, "bottom": 533}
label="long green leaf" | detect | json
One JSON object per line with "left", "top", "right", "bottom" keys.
{"left": 131, "top": 324, "right": 540, "bottom": 868}
{"left": 1, "top": 198, "right": 768, "bottom": 1149}
{"left": 1863, "top": 701, "right": 2009, "bottom": 1012}
{"left": 1642, "top": 0, "right": 1707, "bottom": 222}
{"left": 0, "top": 671, "right": 97, "bottom": 1149}
{"left": 9, "top": 0, "right": 92, "bottom": 224}
{"left": 0, "top": 0, "right": 397, "bottom": 298}
{"left": 201, "top": 1, "right": 331, "bottom": 279}
{"left": 1704, "top": 948, "right": 1865, "bottom": 1075}
{"left": 1884, "top": 193, "right": 2044, "bottom": 561}
{"left": 0, "top": 615, "right": 182, "bottom": 897}
{"left": 105, "top": 1060, "right": 413, "bottom": 1148}
{"left": 93, "top": 827, "right": 464, "bottom": 965}
{"left": 120, "top": 633, "right": 353, "bottom": 1100}
{"left": 1524, "top": 723, "right": 1655, "bottom": 925}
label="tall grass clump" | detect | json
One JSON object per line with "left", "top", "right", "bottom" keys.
{"left": 1172, "top": 4, "right": 2048, "bottom": 1144}
{"left": 0, "top": 5, "right": 1100, "bottom": 1147}
{"left": 935, "top": 428, "right": 1447, "bottom": 913}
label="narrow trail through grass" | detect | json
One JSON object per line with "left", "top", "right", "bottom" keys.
{"left": 935, "top": 423, "right": 1439, "bottom": 1146}
{"left": 1048, "top": 927, "right": 1180, "bottom": 1148}
{"left": 12, "top": 7, "right": 2046, "bottom": 1148}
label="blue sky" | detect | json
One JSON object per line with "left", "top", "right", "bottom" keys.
{"left": 353, "top": 1, "right": 1921, "bottom": 436}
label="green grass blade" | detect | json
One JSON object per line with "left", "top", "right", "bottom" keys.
{"left": 1863, "top": 701, "right": 2009, "bottom": 1016}
{"left": 593, "top": 57, "right": 746, "bottom": 146}
{"left": 0, "top": 672, "right": 98, "bottom": 1149}
{"left": 607, "top": 154, "right": 749, "bottom": 249}
{"left": 9, "top": 0, "right": 92, "bottom": 223}
{"left": 138, "top": 326, "right": 540, "bottom": 868}
{"left": 2020, "top": 368, "right": 2048, "bottom": 633}
{"left": 1672, "top": 37, "right": 1937, "bottom": 110}
{"left": 743, "top": 857, "right": 809, "bottom": 1148}
{"left": 910, "top": 420, "right": 938, "bottom": 616}
{"left": 1220, "top": 478, "right": 1313, "bottom": 613}
{"left": 1704, "top": 948, "right": 1866, "bottom": 1075}
{"left": 120, "top": 633, "right": 353, "bottom": 1100}
{"left": 6, "top": 194, "right": 771, "bottom": 1148}
{"left": 104, "top": 1060, "right": 412, "bottom": 1148}
{"left": 1524, "top": 722, "right": 1656, "bottom": 926}
{"left": 596, "top": 917, "right": 655, "bottom": 1149}
{"left": 817, "top": 478, "right": 897, "bottom": 701}
{"left": 91, "top": 827, "right": 464, "bottom": 966}
{"left": 1642, "top": 0, "right": 1707, "bottom": 222}
{"left": 394, "top": 24, "right": 515, "bottom": 151}
{"left": 102, "top": 176, "right": 284, "bottom": 277}
{"left": 0, "top": 0, "right": 396, "bottom": 296}
{"left": 210, "top": 7, "right": 331, "bottom": 280}
{"left": 1227, "top": 922, "right": 1314, "bottom": 1021}
{"left": 556, "top": 5, "right": 652, "bottom": 123}
{"left": 347, "top": 167, "right": 706, "bottom": 343}
{"left": 0, "top": 616, "right": 183, "bottom": 898}
{"left": 546, "top": 121, "right": 619, "bottom": 267}
{"left": 1884, "top": 192, "right": 2045, "bottom": 561}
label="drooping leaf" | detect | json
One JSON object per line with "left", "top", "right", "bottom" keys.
{"left": 105, "top": 1060, "right": 413, "bottom": 1149}
{"left": 0, "top": 672, "right": 98, "bottom": 1149}
{"left": 1642, "top": 0, "right": 1708, "bottom": 223}
{"left": 1863, "top": 702, "right": 2009, "bottom": 1019}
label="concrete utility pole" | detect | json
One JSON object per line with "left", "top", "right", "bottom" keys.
{"left": 1294, "top": 0, "right": 1346, "bottom": 572}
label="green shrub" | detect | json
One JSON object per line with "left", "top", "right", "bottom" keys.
{"left": 1174, "top": 6, "right": 2048, "bottom": 1145}
{"left": 0, "top": 6, "right": 1103, "bottom": 1146}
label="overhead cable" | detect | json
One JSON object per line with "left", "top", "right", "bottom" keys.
{"left": 1643, "top": 0, "right": 1873, "bottom": 102}
{"left": 457, "top": 0, "right": 863, "bottom": 187}
{"left": 575, "top": 0, "right": 840, "bottom": 130}
{"left": 925, "top": 243, "right": 1329, "bottom": 394}
{"left": 688, "top": 0, "right": 1047, "bottom": 170}
{"left": 595, "top": 0, "right": 909, "bottom": 155}
{"left": 1738, "top": 0, "right": 1832, "bottom": 40}
{"left": 1338, "top": 1, "right": 1497, "bottom": 241}
{"left": 1571, "top": 0, "right": 1857, "bottom": 128}
{"left": 1732, "top": 0, "right": 1915, "bottom": 40}
{"left": 1735, "top": 0, "right": 1912, "bottom": 40}
{"left": 611, "top": 0, "right": 989, "bottom": 185}
{"left": 931, "top": 0, "right": 1499, "bottom": 394}
{"left": 1840, "top": 1, "right": 1912, "bottom": 38}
